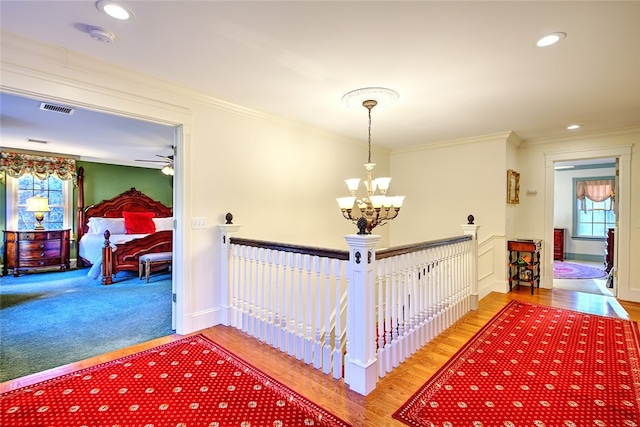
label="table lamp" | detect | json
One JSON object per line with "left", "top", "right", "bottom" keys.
{"left": 26, "top": 196, "right": 50, "bottom": 230}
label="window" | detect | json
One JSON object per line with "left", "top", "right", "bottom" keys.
{"left": 16, "top": 174, "right": 65, "bottom": 230}
{"left": 574, "top": 177, "right": 615, "bottom": 238}
{"left": 6, "top": 174, "right": 72, "bottom": 231}
{"left": 2, "top": 151, "right": 76, "bottom": 232}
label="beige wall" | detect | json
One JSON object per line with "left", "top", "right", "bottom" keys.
{"left": 389, "top": 133, "right": 509, "bottom": 246}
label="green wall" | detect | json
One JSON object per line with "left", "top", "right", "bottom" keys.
{"left": 76, "top": 161, "right": 173, "bottom": 208}
{"left": 1, "top": 161, "right": 172, "bottom": 266}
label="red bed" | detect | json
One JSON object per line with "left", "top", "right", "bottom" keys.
{"left": 76, "top": 167, "right": 173, "bottom": 284}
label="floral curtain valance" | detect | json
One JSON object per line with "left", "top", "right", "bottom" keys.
{"left": 576, "top": 179, "right": 615, "bottom": 212}
{"left": 1, "top": 151, "right": 77, "bottom": 183}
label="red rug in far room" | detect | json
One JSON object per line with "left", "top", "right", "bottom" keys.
{"left": 0, "top": 334, "right": 352, "bottom": 427}
{"left": 393, "top": 301, "right": 640, "bottom": 427}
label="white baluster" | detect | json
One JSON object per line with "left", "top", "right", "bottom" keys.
{"left": 304, "top": 255, "right": 314, "bottom": 364}
{"left": 296, "top": 253, "right": 307, "bottom": 361}
{"left": 253, "top": 247, "right": 263, "bottom": 339}
{"left": 272, "top": 250, "right": 281, "bottom": 349}
{"left": 383, "top": 257, "right": 392, "bottom": 374}
{"left": 322, "top": 258, "right": 333, "bottom": 374}
{"left": 377, "top": 258, "right": 387, "bottom": 378}
{"left": 288, "top": 252, "right": 297, "bottom": 357}
{"left": 332, "top": 260, "right": 343, "bottom": 379}
{"left": 280, "top": 251, "right": 290, "bottom": 353}
{"left": 408, "top": 252, "right": 418, "bottom": 356}
{"left": 399, "top": 253, "right": 409, "bottom": 363}
{"left": 265, "top": 248, "right": 273, "bottom": 345}
{"left": 313, "top": 256, "right": 323, "bottom": 369}
{"left": 390, "top": 256, "right": 399, "bottom": 368}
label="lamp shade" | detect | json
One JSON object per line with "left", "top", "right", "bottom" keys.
{"left": 26, "top": 196, "right": 50, "bottom": 212}
{"left": 336, "top": 197, "right": 356, "bottom": 210}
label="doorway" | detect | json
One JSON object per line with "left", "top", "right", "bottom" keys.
{"left": 544, "top": 145, "right": 631, "bottom": 300}
{"left": 552, "top": 158, "right": 616, "bottom": 296}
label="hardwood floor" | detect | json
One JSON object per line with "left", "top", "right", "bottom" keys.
{"left": 2, "top": 288, "right": 639, "bottom": 426}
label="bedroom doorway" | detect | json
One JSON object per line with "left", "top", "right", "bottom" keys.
{"left": 552, "top": 158, "right": 616, "bottom": 297}
{"left": 1, "top": 90, "right": 188, "bottom": 381}
{"left": 545, "top": 146, "right": 631, "bottom": 301}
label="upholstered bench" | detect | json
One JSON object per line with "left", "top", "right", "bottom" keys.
{"left": 139, "top": 252, "right": 172, "bottom": 283}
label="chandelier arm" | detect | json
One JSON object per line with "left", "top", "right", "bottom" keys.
{"left": 340, "top": 210, "right": 355, "bottom": 221}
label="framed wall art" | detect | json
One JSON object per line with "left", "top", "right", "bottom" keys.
{"left": 507, "top": 169, "right": 520, "bottom": 204}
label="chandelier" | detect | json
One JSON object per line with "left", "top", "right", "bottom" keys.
{"left": 337, "top": 88, "right": 404, "bottom": 235}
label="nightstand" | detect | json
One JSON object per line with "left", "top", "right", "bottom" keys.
{"left": 3, "top": 229, "right": 71, "bottom": 277}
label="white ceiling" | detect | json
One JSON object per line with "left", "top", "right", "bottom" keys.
{"left": 1, "top": 1, "right": 639, "bottom": 168}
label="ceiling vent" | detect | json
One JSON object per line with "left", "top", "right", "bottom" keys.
{"left": 40, "top": 103, "right": 75, "bottom": 115}
{"left": 26, "top": 138, "right": 50, "bottom": 144}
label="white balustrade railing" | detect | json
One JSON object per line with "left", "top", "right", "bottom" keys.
{"left": 375, "top": 237, "right": 473, "bottom": 378}
{"left": 218, "top": 220, "right": 479, "bottom": 395}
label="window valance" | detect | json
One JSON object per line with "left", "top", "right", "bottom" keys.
{"left": 1, "top": 151, "right": 77, "bottom": 183}
{"left": 576, "top": 179, "right": 615, "bottom": 212}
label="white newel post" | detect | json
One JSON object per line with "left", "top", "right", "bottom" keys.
{"left": 219, "top": 218, "right": 241, "bottom": 326}
{"left": 343, "top": 234, "right": 381, "bottom": 396}
{"left": 461, "top": 216, "right": 480, "bottom": 311}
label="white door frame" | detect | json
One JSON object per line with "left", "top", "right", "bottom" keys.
{"left": 0, "top": 84, "right": 193, "bottom": 334}
{"left": 544, "top": 146, "right": 632, "bottom": 300}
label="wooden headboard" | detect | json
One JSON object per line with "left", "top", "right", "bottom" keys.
{"left": 76, "top": 167, "right": 173, "bottom": 240}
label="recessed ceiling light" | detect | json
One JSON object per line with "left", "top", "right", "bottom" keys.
{"left": 567, "top": 124, "right": 581, "bottom": 130}
{"left": 535, "top": 32, "right": 566, "bottom": 47}
{"left": 96, "top": 0, "right": 134, "bottom": 21}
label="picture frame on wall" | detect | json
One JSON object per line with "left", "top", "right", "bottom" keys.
{"left": 507, "top": 169, "right": 520, "bottom": 204}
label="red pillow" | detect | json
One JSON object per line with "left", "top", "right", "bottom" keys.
{"left": 123, "top": 211, "right": 156, "bottom": 234}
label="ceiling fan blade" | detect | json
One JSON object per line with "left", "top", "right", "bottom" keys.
{"left": 135, "top": 159, "right": 168, "bottom": 163}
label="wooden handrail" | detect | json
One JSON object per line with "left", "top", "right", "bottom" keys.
{"left": 229, "top": 237, "right": 349, "bottom": 260}
{"left": 376, "top": 235, "right": 471, "bottom": 260}
{"left": 230, "top": 235, "right": 471, "bottom": 262}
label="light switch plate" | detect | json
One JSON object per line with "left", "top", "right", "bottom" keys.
{"left": 192, "top": 217, "right": 207, "bottom": 229}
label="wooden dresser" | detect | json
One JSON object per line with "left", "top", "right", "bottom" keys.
{"left": 3, "top": 229, "right": 71, "bottom": 277}
{"left": 553, "top": 228, "right": 565, "bottom": 261}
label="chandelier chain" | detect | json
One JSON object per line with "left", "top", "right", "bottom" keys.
{"left": 368, "top": 106, "right": 372, "bottom": 164}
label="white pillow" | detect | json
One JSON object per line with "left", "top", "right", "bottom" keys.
{"left": 153, "top": 217, "right": 174, "bottom": 231}
{"left": 87, "top": 217, "right": 126, "bottom": 235}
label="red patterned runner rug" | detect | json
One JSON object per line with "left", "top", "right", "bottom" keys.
{"left": 1, "top": 334, "right": 352, "bottom": 427}
{"left": 393, "top": 300, "right": 640, "bottom": 427}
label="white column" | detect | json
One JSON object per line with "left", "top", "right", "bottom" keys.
{"left": 343, "top": 234, "right": 381, "bottom": 396}
{"left": 461, "top": 219, "right": 480, "bottom": 310}
{"left": 219, "top": 221, "right": 241, "bottom": 325}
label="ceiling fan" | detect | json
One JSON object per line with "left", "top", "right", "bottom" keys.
{"left": 134, "top": 154, "right": 174, "bottom": 175}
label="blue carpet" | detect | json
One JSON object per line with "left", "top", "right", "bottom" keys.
{"left": 0, "top": 268, "right": 173, "bottom": 382}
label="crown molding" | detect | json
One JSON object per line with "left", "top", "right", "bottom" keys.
{"left": 391, "top": 131, "right": 517, "bottom": 155}
{"left": 522, "top": 126, "right": 640, "bottom": 147}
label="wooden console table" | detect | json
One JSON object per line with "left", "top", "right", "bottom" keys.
{"left": 508, "top": 239, "right": 541, "bottom": 295}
